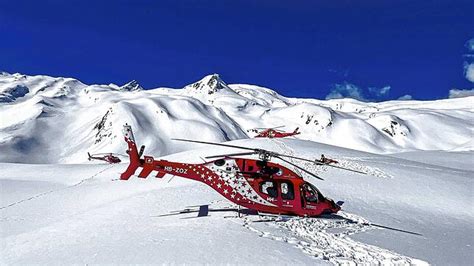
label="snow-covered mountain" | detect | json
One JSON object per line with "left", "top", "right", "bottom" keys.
{"left": 1, "top": 72, "right": 473, "bottom": 265}
{"left": 0, "top": 72, "right": 472, "bottom": 163}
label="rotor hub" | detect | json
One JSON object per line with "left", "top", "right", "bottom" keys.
{"left": 257, "top": 150, "right": 273, "bottom": 161}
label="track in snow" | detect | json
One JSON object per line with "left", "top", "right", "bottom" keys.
{"left": 0, "top": 164, "right": 117, "bottom": 210}
{"left": 241, "top": 211, "right": 427, "bottom": 265}
{"left": 344, "top": 156, "right": 468, "bottom": 176}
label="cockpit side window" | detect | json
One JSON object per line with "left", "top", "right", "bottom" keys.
{"left": 214, "top": 159, "right": 225, "bottom": 166}
{"left": 260, "top": 181, "right": 278, "bottom": 198}
{"left": 281, "top": 182, "right": 294, "bottom": 200}
{"left": 301, "top": 183, "right": 319, "bottom": 203}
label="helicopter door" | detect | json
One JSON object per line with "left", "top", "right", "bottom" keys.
{"left": 300, "top": 182, "right": 320, "bottom": 210}
{"left": 279, "top": 181, "right": 296, "bottom": 209}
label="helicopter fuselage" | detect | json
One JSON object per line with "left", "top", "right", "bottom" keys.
{"left": 88, "top": 153, "right": 122, "bottom": 164}
{"left": 255, "top": 128, "right": 300, "bottom": 139}
{"left": 121, "top": 126, "right": 340, "bottom": 217}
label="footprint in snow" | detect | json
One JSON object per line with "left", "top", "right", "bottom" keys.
{"left": 242, "top": 212, "right": 427, "bottom": 265}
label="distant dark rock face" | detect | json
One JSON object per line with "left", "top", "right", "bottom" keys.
{"left": 0, "top": 95, "right": 13, "bottom": 103}
{"left": 188, "top": 74, "right": 229, "bottom": 95}
{"left": 382, "top": 120, "right": 408, "bottom": 137}
{"left": 0, "top": 85, "right": 30, "bottom": 103}
{"left": 93, "top": 108, "right": 115, "bottom": 144}
{"left": 120, "top": 80, "right": 143, "bottom": 91}
{"left": 206, "top": 74, "right": 226, "bottom": 92}
{"left": 9, "top": 85, "right": 29, "bottom": 98}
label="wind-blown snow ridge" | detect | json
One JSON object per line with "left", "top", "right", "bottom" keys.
{"left": 0, "top": 72, "right": 473, "bottom": 163}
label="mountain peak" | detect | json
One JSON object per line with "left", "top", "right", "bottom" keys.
{"left": 186, "top": 74, "right": 230, "bottom": 94}
{"left": 120, "top": 80, "right": 143, "bottom": 91}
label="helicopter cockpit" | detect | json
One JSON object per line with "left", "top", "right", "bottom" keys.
{"left": 301, "top": 182, "right": 320, "bottom": 203}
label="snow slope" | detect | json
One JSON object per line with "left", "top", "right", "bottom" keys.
{"left": 1, "top": 138, "right": 472, "bottom": 264}
{"left": 1, "top": 72, "right": 473, "bottom": 163}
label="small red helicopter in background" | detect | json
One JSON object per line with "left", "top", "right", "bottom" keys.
{"left": 87, "top": 152, "right": 122, "bottom": 164}
{"left": 120, "top": 124, "right": 366, "bottom": 217}
{"left": 252, "top": 126, "right": 300, "bottom": 138}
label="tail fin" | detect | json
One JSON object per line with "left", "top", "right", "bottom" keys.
{"left": 87, "top": 152, "right": 92, "bottom": 161}
{"left": 294, "top": 127, "right": 300, "bottom": 134}
{"left": 120, "top": 124, "right": 142, "bottom": 180}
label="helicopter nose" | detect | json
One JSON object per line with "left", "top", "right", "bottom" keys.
{"left": 329, "top": 199, "right": 342, "bottom": 213}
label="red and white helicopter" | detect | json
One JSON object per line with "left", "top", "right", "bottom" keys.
{"left": 87, "top": 152, "right": 122, "bottom": 164}
{"left": 120, "top": 124, "right": 366, "bottom": 217}
{"left": 252, "top": 126, "right": 300, "bottom": 138}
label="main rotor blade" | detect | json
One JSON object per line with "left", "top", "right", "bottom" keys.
{"left": 90, "top": 152, "right": 127, "bottom": 157}
{"left": 172, "top": 138, "right": 256, "bottom": 151}
{"left": 173, "top": 138, "right": 367, "bottom": 175}
{"left": 276, "top": 153, "right": 368, "bottom": 175}
{"left": 273, "top": 153, "right": 317, "bottom": 164}
{"left": 253, "top": 125, "right": 285, "bottom": 130}
{"left": 271, "top": 125, "right": 286, "bottom": 129}
{"left": 315, "top": 161, "right": 368, "bottom": 175}
{"left": 368, "top": 222, "right": 423, "bottom": 236}
{"left": 205, "top": 151, "right": 257, "bottom": 159}
{"left": 275, "top": 155, "right": 324, "bottom": 181}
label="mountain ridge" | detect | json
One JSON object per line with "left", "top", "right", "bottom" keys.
{"left": 0, "top": 72, "right": 472, "bottom": 163}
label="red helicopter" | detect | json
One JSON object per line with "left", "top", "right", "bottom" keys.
{"left": 120, "top": 124, "right": 366, "bottom": 217}
{"left": 253, "top": 126, "right": 300, "bottom": 138}
{"left": 87, "top": 152, "right": 122, "bottom": 164}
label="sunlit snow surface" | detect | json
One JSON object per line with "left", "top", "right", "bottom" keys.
{"left": 1, "top": 139, "right": 472, "bottom": 265}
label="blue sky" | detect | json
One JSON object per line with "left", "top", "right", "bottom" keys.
{"left": 1, "top": 0, "right": 473, "bottom": 100}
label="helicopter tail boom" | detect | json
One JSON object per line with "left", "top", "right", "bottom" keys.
{"left": 121, "top": 124, "right": 142, "bottom": 180}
